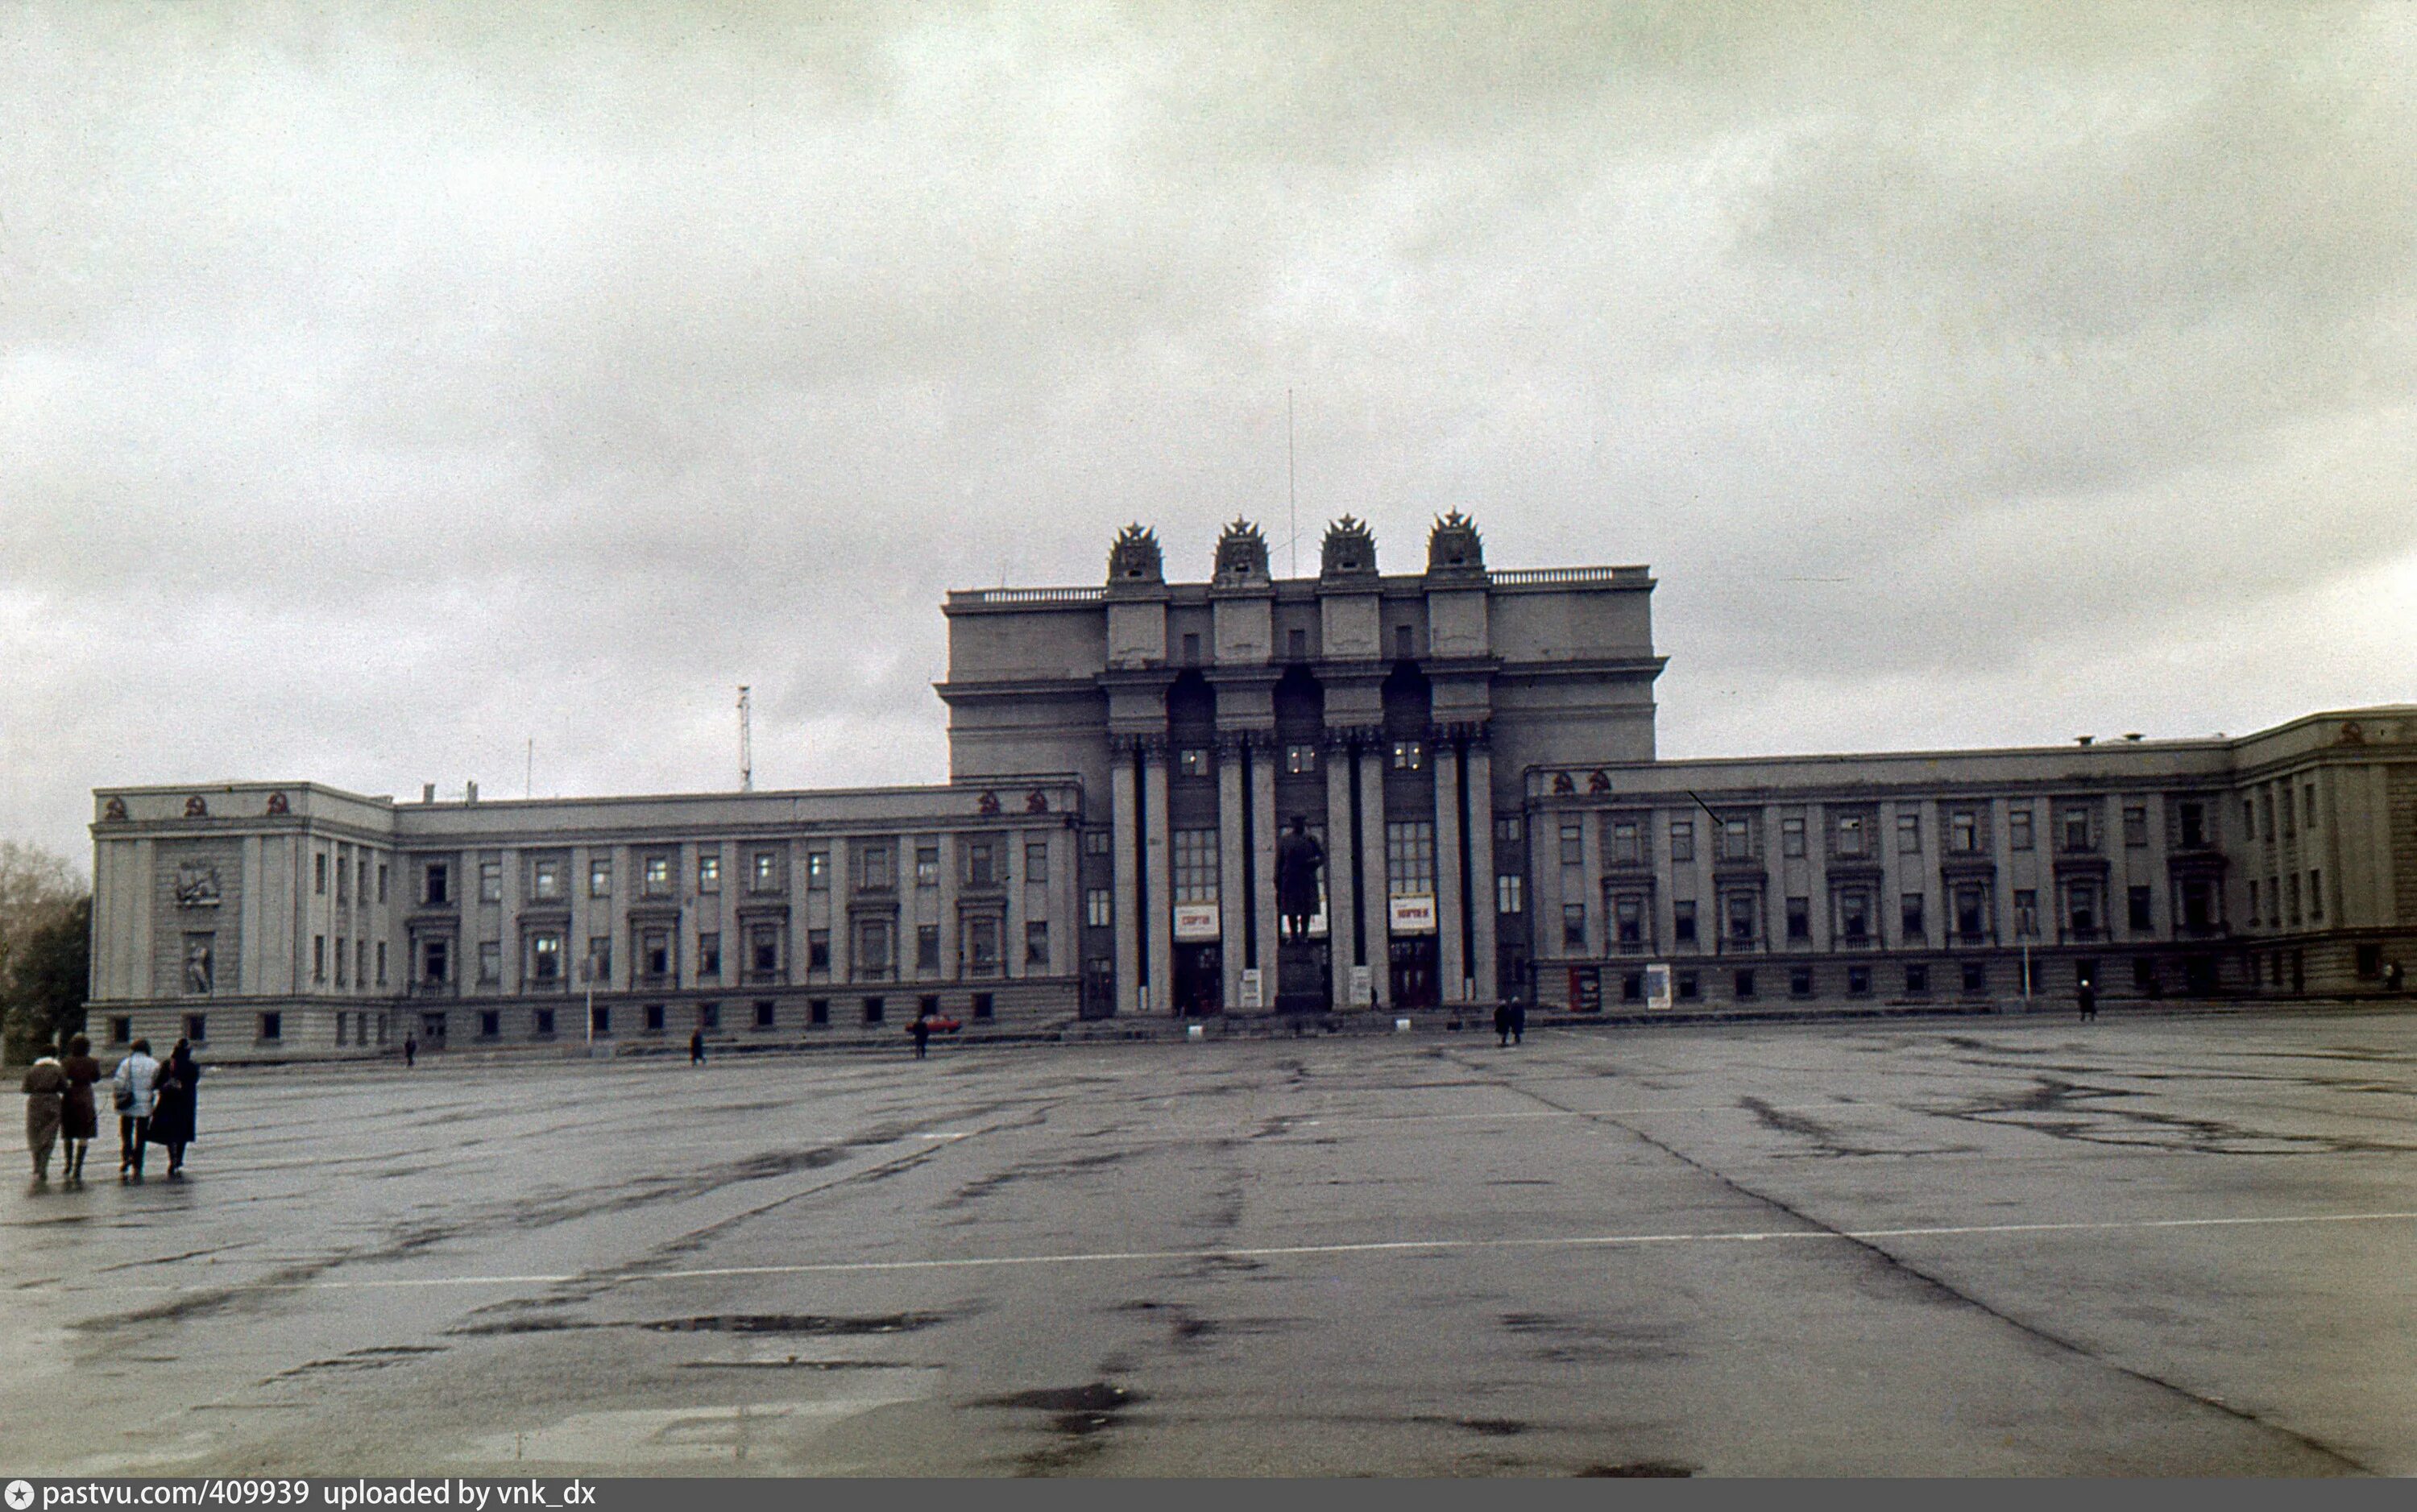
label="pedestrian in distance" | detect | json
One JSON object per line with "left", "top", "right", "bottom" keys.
{"left": 404, "top": 1032, "right": 417, "bottom": 1068}
{"left": 22, "top": 1041, "right": 65, "bottom": 1186}
{"left": 112, "top": 1038, "right": 160, "bottom": 1180}
{"left": 689, "top": 1028, "right": 706, "bottom": 1065}
{"left": 910, "top": 1013, "right": 932, "bottom": 1061}
{"left": 60, "top": 1034, "right": 102, "bottom": 1185}
{"left": 147, "top": 1038, "right": 202, "bottom": 1178}
{"left": 2388, "top": 960, "right": 2406, "bottom": 996}
{"left": 1510, "top": 1000, "right": 1527, "bottom": 1046}
{"left": 1494, "top": 1002, "right": 1513, "bottom": 1047}
{"left": 2077, "top": 979, "right": 2098, "bottom": 1022}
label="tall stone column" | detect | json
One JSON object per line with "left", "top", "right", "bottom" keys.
{"left": 1143, "top": 745, "right": 1175, "bottom": 1015}
{"left": 1111, "top": 749, "right": 1142, "bottom": 1017}
{"left": 1250, "top": 742, "right": 1280, "bottom": 1013}
{"left": 1466, "top": 741, "right": 1499, "bottom": 1004}
{"left": 1359, "top": 744, "right": 1392, "bottom": 1009}
{"left": 1217, "top": 741, "right": 1248, "bottom": 1011}
{"left": 1325, "top": 740, "right": 1357, "bottom": 1009}
{"left": 1433, "top": 743, "right": 1466, "bottom": 1003}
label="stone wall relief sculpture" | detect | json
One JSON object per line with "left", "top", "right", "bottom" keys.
{"left": 173, "top": 862, "right": 222, "bottom": 908}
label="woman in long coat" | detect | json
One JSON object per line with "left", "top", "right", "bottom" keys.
{"left": 145, "top": 1038, "right": 202, "bottom": 1178}
{"left": 59, "top": 1034, "right": 102, "bottom": 1184}
{"left": 22, "top": 1042, "right": 65, "bottom": 1183}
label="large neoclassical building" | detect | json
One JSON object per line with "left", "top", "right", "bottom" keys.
{"left": 88, "top": 516, "right": 2417, "bottom": 1056}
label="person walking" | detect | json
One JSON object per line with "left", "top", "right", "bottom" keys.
{"left": 22, "top": 1042, "right": 65, "bottom": 1185}
{"left": 1494, "top": 1002, "right": 1513, "bottom": 1047}
{"left": 1510, "top": 1000, "right": 1527, "bottom": 1046}
{"left": 404, "top": 1032, "right": 417, "bottom": 1068}
{"left": 59, "top": 1034, "right": 102, "bottom": 1185}
{"left": 910, "top": 1013, "right": 932, "bottom": 1061}
{"left": 146, "top": 1038, "right": 202, "bottom": 1179}
{"left": 689, "top": 1028, "right": 706, "bottom": 1065}
{"left": 2077, "top": 978, "right": 2098, "bottom": 1022}
{"left": 112, "top": 1038, "right": 160, "bottom": 1180}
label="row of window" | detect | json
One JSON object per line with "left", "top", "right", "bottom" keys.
{"left": 2246, "top": 781, "right": 2320, "bottom": 845}
{"left": 2246, "top": 871, "right": 2325, "bottom": 928}
{"left": 313, "top": 850, "right": 387, "bottom": 905}
{"left": 412, "top": 918, "right": 1053, "bottom": 988}
{"left": 1557, "top": 877, "right": 2230, "bottom": 953}
{"left": 411, "top": 838, "right": 1055, "bottom": 909}
{"left": 1564, "top": 797, "right": 2226, "bottom": 869}
{"left": 1179, "top": 741, "right": 1432, "bottom": 781}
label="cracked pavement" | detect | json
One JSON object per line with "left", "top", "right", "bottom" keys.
{"left": 6, "top": 1009, "right": 2416, "bottom": 1475}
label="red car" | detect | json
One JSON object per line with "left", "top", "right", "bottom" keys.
{"left": 909, "top": 1015, "right": 962, "bottom": 1034}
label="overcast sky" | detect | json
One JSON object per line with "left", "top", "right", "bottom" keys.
{"left": 5, "top": 3, "right": 2414, "bottom": 869}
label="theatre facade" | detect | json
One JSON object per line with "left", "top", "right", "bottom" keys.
{"left": 89, "top": 516, "right": 2417, "bottom": 1056}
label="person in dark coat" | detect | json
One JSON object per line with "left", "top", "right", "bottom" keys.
{"left": 1510, "top": 1000, "right": 1527, "bottom": 1046}
{"left": 59, "top": 1034, "right": 102, "bottom": 1185}
{"left": 910, "top": 1013, "right": 932, "bottom": 1061}
{"left": 689, "top": 1028, "right": 706, "bottom": 1065}
{"left": 1494, "top": 1003, "right": 1513, "bottom": 1046}
{"left": 2077, "top": 979, "right": 2098, "bottom": 1022}
{"left": 404, "top": 1032, "right": 417, "bottom": 1068}
{"left": 145, "top": 1038, "right": 201, "bottom": 1178}
{"left": 22, "top": 1042, "right": 64, "bottom": 1185}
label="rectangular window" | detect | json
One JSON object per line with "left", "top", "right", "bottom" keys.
{"left": 973, "top": 992, "right": 995, "bottom": 1021}
{"left": 313, "top": 934, "right": 327, "bottom": 982}
{"left": 1608, "top": 818, "right": 1642, "bottom": 867}
{"left": 2310, "top": 869, "right": 2324, "bottom": 920}
{"left": 1084, "top": 827, "right": 1112, "bottom": 856}
{"left": 1391, "top": 740, "right": 1423, "bottom": 771}
{"left": 2133, "top": 957, "right": 2158, "bottom": 992}
{"left": 644, "top": 855, "right": 671, "bottom": 896}
{"left": 184, "top": 1013, "right": 207, "bottom": 1044}
{"left": 1026, "top": 920, "right": 1050, "bottom": 968}
{"left": 1562, "top": 902, "right": 1587, "bottom": 950}
{"left": 2286, "top": 872, "right": 2302, "bottom": 925}
{"left": 748, "top": 924, "right": 780, "bottom": 977}
{"left": 425, "top": 862, "right": 450, "bottom": 905}
{"left": 375, "top": 940, "right": 387, "bottom": 986}
{"left": 259, "top": 1012, "right": 281, "bottom": 1041}
{"left": 2281, "top": 786, "right": 2295, "bottom": 838}
{"left": 964, "top": 840, "right": 997, "bottom": 888}
{"left": 337, "top": 851, "right": 350, "bottom": 905}
{"left": 316, "top": 852, "right": 328, "bottom": 895}
{"left": 1614, "top": 893, "right": 1644, "bottom": 947}
{"left": 376, "top": 864, "right": 388, "bottom": 904}
{"left": 699, "top": 854, "right": 722, "bottom": 893}
{"left": 1495, "top": 816, "right": 1522, "bottom": 843}
{"left": 2179, "top": 802, "right": 2208, "bottom": 849}
{"left": 2303, "top": 785, "right": 2317, "bottom": 831}
{"left": 1949, "top": 809, "right": 1980, "bottom": 855}
{"left": 1669, "top": 818, "right": 1694, "bottom": 864}
{"left": 588, "top": 858, "right": 612, "bottom": 897}
{"left": 697, "top": 1001, "right": 719, "bottom": 1030}
{"left": 2059, "top": 806, "right": 2094, "bottom": 854}
{"left": 1178, "top": 747, "right": 1211, "bottom": 778}
{"left": 1086, "top": 888, "right": 1113, "bottom": 928}
{"left": 1173, "top": 828, "right": 1221, "bottom": 903}
{"left": 644, "top": 1004, "right": 665, "bottom": 1034}
{"left": 1781, "top": 815, "right": 1806, "bottom": 858}
{"left": 534, "top": 1008, "right": 555, "bottom": 1037}
{"left": 2066, "top": 882, "right": 2099, "bottom": 936}
{"left": 2013, "top": 889, "right": 2038, "bottom": 938}
{"left": 808, "top": 997, "right": 830, "bottom": 1025}
{"left": 2247, "top": 878, "right": 2262, "bottom": 926}
{"left": 753, "top": 1000, "right": 775, "bottom": 1029}
{"left": 1025, "top": 840, "right": 1049, "bottom": 884}
{"left": 1790, "top": 967, "right": 1814, "bottom": 998}
{"left": 806, "top": 851, "right": 828, "bottom": 889}
{"left": 1288, "top": 627, "right": 1309, "bottom": 660}
{"left": 1183, "top": 632, "right": 1202, "bottom": 665}
{"left": 917, "top": 924, "right": 941, "bottom": 971}
{"left": 1721, "top": 816, "right": 1752, "bottom": 863}
{"left": 1847, "top": 966, "right": 1871, "bottom": 996}
{"left": 1285, "top": 744, "right": 1319, "bottom": 776}
{"left": 1734, "top": 970, "right": 1756, "bottom": 1000}
{"left": 479, "top": 860, "right": 502, "bottom": 902}
{"left": 1963, "top": 961, "right": 1988, "bottom": 993}
{"left": 1559, "top": 822, "right": 1583, "bottom": 867}
{"left": 641, "top": 928, "right": 672, "bottom": 979}
{"left": 855, "top": 918, "right": 893, "bottom": 980}
{"left": 533, "top": 859, "right": 562, "bottom": 901}
{"left": 334, "top": 942, "right": 346, "bottom": 987}
{"left": 2244, "top": 797, "right": 2258, "bottom": 840}
{"left": 1835, "top": 814, "right": 1866, "bottom": 859}
{"left": 854, "top": 844, "right": 891, "bottom": 891}
{"left": 808, "top": 929, "right": 830, "bottom": 974}
{"left": 424, "top": 937, "right": 450, "bottom": 985}
{"left": 1955, "top": 884, "right": 1987, "bottom": 938}
{"left": 1900, "top": 893, "right": 1924, "bottom": 939}
{"left": 1905, "top": 964, "right": 1929, "bottom": 996}
{"left": 479, "top": 941, "right": 500, "bottom": 983}
{"left": 532, "top": 932, "right": 562, "bottom": 982}
{"left": 1385, "top": 820, "right": 1437, "bottom": 898}
{"left": 917, "top": 846, "right": 941, "bottom": 887}
{"left": 698, "top": 932, "right": 721, "bottom": 978}
{"left": 1676, "top": 971, "right": 1698, "bottom": 1002}
{"left": 1496, "top": 874, "right": 1524, "bottom": 915}
{"left": 2129, "top": 886, "right": 2153, "bottom": 931}
{"left": 590, "top": 1005, "right": 609, "bottom": 1038}
{"left": 2009, "top": 809, "right": 2034, "bottom": 851}
{"left": 965, "top": 917, "right": 1001, "bottom": 976}
{"left": 1673, "top": 900, "right": 1698, "bottom": 945}
{"left": 863, "top": 996, "right": 886, "bottom": 1025}
{"left": 1897, "top": 813, "right": 1921, "bottom": 855}
{"left": 1786, "top": 896, "right": 1810, "bottom": 941}
{"left": 754, "top": 848, "right": 783, "bottom": 892}
{"left": 1838, "top": 890, "right": 1871, "bottom": 942}
{"left": 478, "top": 1010, "right": 499, "bottom": 1038}
{"left": 587, "top": 935, "right": 611, "bottom": 984}
{"left": 2124, "top": 805, "right": 2149, "bottom": 847}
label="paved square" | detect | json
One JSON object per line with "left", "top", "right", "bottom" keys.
{"left": 6, "top": 1009, "right": 2416, "bottom": 1475}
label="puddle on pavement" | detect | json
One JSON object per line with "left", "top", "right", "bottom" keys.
{"left": 454, "top": 1310, "right": 952, "bottom": 1338}
{"left": 976, "top": 1381, "right": 1147, "bottom": 1475}
{"left": 1577, "top": 1460, "right": 1695, "bottom": 1477}
{"left": 451, "top": 1398, "right": 913, "bottom": 1468}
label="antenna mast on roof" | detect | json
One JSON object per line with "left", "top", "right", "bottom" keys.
{"left": 1287, "top": 387, "right": 1297, "bottom": 578}
{"left": 737, "top": 686, "right": 753, "bottom": 793}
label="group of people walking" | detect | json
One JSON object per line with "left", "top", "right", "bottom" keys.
{"left": 21, "top": 1034, "right": 201, "bottom": 1186}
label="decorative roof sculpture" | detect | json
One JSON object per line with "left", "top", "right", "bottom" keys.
{"left": 1320, "top": 515, "right": 1378, "bottom": 580}
{"left": 1107, "top": 523, "right": 1164, "bottom": 585}
{"left": 1213, "top": 517, "right": 1271, "bottom": 586}
{"left": 1427, "top": 510, "right": 1485, "bottom": 575}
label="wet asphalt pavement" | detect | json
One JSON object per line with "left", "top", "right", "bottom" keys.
{"left": 6, "top": 1009, "right": 2417, "bottom": 1477}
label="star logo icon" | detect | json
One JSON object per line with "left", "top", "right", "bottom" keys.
{"left": 5, "top": 1479, "right": 35, "bottom": 1510}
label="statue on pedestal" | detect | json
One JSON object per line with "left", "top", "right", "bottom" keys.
{"left": 1276, "top": 816, "right": 1325, "bottom": 942}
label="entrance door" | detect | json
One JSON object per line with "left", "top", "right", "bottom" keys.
{"left": 1173, "top": 942, "right": 1223, "bottom": 1017}
{"left": 420, "top": 1012, "right": 449, "bottom": 1046}
{"left": 1389, "top": 937, "right": 1439, "bottom": 1009}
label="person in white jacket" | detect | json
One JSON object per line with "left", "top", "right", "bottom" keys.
{"left": 111, "top": 1040, "right": 160, "bottom": 1181}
